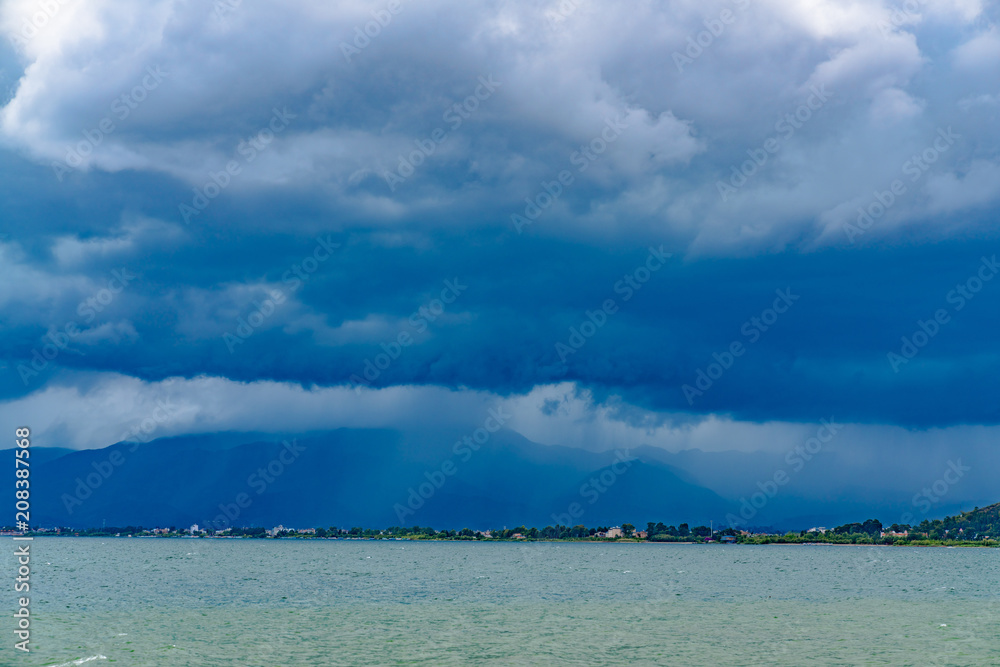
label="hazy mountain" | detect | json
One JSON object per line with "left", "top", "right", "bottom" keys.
{"left": 19, "top": 430, "right": 992, "bottom": 531}
{"left": 24, "top": 430, "right": 732, "bottom": 530}
{"left": 4, "top": 447, "right": 75, "bottom": 465}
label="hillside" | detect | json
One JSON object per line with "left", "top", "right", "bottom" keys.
{"left": 938, "top": 502, "right": 1000, "bottom": 539}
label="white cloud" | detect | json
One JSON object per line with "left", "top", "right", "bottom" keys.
{"left": 0, "top": 373, "right": 501, "bottom": 448}
{"left": 3, "top": 373, "right": 994, "bottom": 467}
{"left": 951, "top": 26, "right": 1000, "bottom": 72}
{"left": 869, "top": 87, "right": 925, "bottom": 122}
{"left": 0, "top": 239, "right": 97, "bottom": 316}
{"left": 924, "top": 159, "right": 1000, "bottom": 214}
{"left": 0, "top": 0, "right": 995, "bottom": 253}
{"left": 50, "top": 217, "right": 185, "bottom": 268}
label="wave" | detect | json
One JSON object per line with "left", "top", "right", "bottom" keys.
{"left": 52, "top": 655, "right": 108, "bottom": 667}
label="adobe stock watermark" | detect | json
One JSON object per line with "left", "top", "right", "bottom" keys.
{"left": 381, "top": 75, "right": 501, "bottom": 191}
{"left": 550, "top": 448, "right": 633, "bottom": 526}
{"left": 555, "top": 246, "right": 671, "bottom": 363}
{"left": 843, "top": 127, "right": 959, "bottom": 243}
{"left": 6, "top": 0, "right": 73, "bottom": 49}
{"left": 60, "top": 397, "right": 177, "bottom": 515}
{"left": 179, "top": 107, "right": 296, "bottom": 224}
{"left": 682, "top": 288, "right": 799, "bottom": 405}
{"left": 875, "top": 0, "right": 928, "bottom": 38}
{"left": 726, "top": 418, "right": 842, "bottom": 528}
{"left": 349, "top": 278, "right": 467, "bottom": 391}
{"left": 16, "top": 268, "right": 137, "bottom": 386}
{"left": 887, "top": 255, "right": 997, "bottom": 372}
{"left": 910, "top": 460, "right": 971, "bottom": 517}
{"left": 340, "top": 0, "right": 403, "bottom": 63}
{"left": 895, "top": 460, "right": 971, "bottom": 527}
{"left": 717, "top": 85, "right": 832, "bottom": 201}
{"left": 223, "top": 235, "right": 341, "bottom": 353}
{"left": 213, "top": 0, "right": 242, "bottom": 22}
{"left": 610, "top": 578, "right": 683, "bottom": 648}
{"left": 393, "top": 406, "right": 511, "bottom": 523}
{"left": 511, "top": 116, "right": 629, "bottom": 234}
{"left": 51, "top": 66, "right": 168, "bottom": 182}
{"left": 545, "top": 0, "right": 582, "bottom": 30}
{"left": 672, "top": 0, "right": 752, "bottom": 73}
{"left": 205, "top": 439, "right": 307, "bottom": 531}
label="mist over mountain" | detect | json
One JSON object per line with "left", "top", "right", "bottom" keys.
{"left": 16, "top": 429, "right": 995, "bottom": 531}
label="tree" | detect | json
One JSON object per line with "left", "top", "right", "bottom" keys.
{"left": 678, "top": 523, "right": 690, "bottom": 537}
{"left": 861, "top": 519, "right": 883, "bottom": 536}
{"left": 622, "top": 523, "right": 635, "bottom": 537}
{"left": 833, "top": 522, "right": 872, "bottom": 535}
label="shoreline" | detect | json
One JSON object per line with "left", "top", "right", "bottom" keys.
{"left": 17, "top": 534, "right": 998, "bottom": 548}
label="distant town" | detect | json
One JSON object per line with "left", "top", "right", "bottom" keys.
{"left": 6, "top": 503, "right": 998, "bottom": 547}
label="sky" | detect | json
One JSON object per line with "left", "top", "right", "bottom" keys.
{"left": 0, "top": 0, "right": 998, "bottom": 479}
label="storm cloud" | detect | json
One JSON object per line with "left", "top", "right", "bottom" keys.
{"left": 0, "top": 0, "right": 998, "bottom": 479}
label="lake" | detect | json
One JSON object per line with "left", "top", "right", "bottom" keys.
{"left": 3, "top": 538, "right": 998, "bottom": 665}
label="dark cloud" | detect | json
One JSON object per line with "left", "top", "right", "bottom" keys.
{"left": 0, "top": 0, "right": 998, "bottom": 461}
{"left": 2, "top": 218, "right": 999, "bottom": 427}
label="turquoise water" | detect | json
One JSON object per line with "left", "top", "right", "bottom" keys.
{"left": 2, "top": 538, "right": 998, "bottom": 665}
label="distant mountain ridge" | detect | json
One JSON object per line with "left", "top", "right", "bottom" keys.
{"left": 11, "top": 429, "right": 995, "bottom": 531}
{"left": 17, "top": 430, "right": 732, "bottom": 530}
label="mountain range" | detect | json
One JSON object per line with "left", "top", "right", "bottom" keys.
{"left": 10, "top": 429, "right": 995, "bottom": 531}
